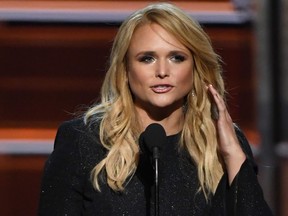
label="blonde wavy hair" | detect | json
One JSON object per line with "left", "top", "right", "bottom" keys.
{"left": 85, "top": 2, "right": 225, "bottom": 199}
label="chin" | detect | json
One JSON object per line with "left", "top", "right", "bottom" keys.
{"left": 151, "top": 101, "right": 182, "bottom": 110}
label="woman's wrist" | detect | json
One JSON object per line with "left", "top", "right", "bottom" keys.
{"left": 223, "top": 148, "right": 246, "bottom": 184}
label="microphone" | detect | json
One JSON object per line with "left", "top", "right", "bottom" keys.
{"left": 143, "top": 123, "right": 166, "bottom": 216}
{"left": 143, "top": 123, "right": 166, "bottom": 160}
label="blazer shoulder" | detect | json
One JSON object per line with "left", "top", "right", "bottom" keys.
{"left": 54, "top": 117, "right": 102, "bottom": 151}
{"left": 52, "top": 117, "right": 105, "bottom": 169}
{"left": 57, "top": 117, "right": 86, "bottom": 132}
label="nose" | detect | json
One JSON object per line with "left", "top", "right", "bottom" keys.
{"left": 155, "top": 59, "right": 170, "bottom": 78}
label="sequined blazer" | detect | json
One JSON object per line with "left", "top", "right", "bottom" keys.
{"left": 38, "top": 118, "right": 273, "bottom": 216}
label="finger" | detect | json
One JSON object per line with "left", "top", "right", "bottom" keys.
{"left": 207, "top": 84, "right": 226, "bottom": 112}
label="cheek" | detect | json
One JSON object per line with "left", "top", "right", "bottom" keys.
{"left": 127, "top": 69, "right": 144, "bottom": 96}
{"left": 178, "top": 68, "right": 193, "bottom": 89}
{"left": 128, "top": 64, "right": 149, "bottom": 86}
{"left": 128, "top": 75, "right": 135, "bottom": 96}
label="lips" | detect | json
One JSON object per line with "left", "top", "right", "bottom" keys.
{"left": 151, "top": 85, "right": 173, "bottom": 93}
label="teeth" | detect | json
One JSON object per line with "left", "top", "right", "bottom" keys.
{"left": 154, "top": 85, "right": 168, "bottom": 89}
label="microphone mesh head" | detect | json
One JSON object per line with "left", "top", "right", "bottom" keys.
{"left": 143, "top": 123, "right": 166, "bottom": 152}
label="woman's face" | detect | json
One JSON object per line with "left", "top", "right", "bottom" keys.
{"left": 127, "top": 23, "right": 194, "bottom": 113}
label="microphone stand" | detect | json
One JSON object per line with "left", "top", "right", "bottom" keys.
{"left": 153, "top": 147, "right": 160, "bottom": 216}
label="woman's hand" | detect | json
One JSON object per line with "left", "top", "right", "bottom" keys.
{"left": 207, "top": 84, "right": 246, "bottom": 184}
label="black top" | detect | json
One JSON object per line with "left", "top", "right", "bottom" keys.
{"left": 38, "top": 118, "right": 273, "bottom": 216}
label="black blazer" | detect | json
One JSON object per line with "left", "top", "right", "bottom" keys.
{"left": 38, "top": 118, "right": 273, "bottom": 216}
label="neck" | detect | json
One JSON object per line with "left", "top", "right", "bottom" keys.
{"left": 136, "top": 106, "right": 184, "bottom": 136}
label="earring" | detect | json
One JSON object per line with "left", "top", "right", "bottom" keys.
{"left": 192, "top": 90, "right": 195, "bottom": 97}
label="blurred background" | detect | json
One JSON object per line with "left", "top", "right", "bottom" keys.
{"left": 0, "top": 0, "right": 287, "bottom": 215}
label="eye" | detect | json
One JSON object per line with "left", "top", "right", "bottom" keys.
{"left": 138, "top": 55, "right": 155, "bottom": 63}
{"left": 170, "top": 54, "right": 186, "bottom": 63}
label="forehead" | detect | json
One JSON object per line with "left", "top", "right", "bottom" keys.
{"left": 128, "top": 23, "right": 188, "bottom": 53}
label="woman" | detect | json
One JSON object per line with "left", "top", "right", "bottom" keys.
{"left": 39, "top": 3, "right": 273, "bottom": 215}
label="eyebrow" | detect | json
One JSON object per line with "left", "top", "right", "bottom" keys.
{"left": 135, "top": 51, "right": 156, "bottom": 57}
{"left": 135, "top": 50, "right": 189, "bottom": 57}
